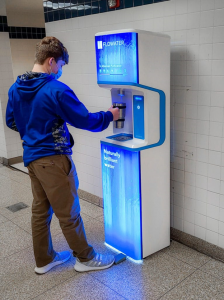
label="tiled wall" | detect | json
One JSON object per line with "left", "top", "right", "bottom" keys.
{"left": 0, "top": 16, "right": 46, "bottom": 39}
{"left": 46, "top": 0, "right": 224, "bottom": 249}
{"left": 43, "top": 0, "right": 169, "bottom": 22}
{"left": 8, "top": 27, "right": 45, "bottom": 40}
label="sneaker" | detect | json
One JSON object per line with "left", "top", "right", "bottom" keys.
{"left": 35, "top": 251, "right": 71, "bottom": 274}
{"left": 74, "top": 253, "right": 114, "bottom": 272}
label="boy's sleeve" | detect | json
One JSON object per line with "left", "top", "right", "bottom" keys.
{"left": 5, "top": 87, "right": 19, "bottom": 132}
{"left": 57, "top": 89, "right": 113, "bottom": 132}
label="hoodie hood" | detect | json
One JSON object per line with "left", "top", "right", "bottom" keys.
{"left": 15, "top": 72, "right": 54, "bottom": 101}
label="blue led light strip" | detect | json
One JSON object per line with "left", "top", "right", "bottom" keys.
{"left": 98, "top": 81, "right": 166, "bottom": 152}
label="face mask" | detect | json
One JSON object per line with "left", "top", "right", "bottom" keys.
{"left": 51, "top": 68, "right": 62, "bottom": 80}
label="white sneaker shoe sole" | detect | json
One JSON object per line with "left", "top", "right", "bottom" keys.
{"left": 35, "top": 253, "right": 71, "bottom": 274}
{"left": 74, "top": 258, "right": 114, "bottom": 272}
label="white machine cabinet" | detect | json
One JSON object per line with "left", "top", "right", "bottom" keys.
{"left": 95, "top": 29, "right": 170, "bottom": 261}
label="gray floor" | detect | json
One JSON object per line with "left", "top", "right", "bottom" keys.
{"left": 1, "top": 165, "right": 224, "bottom": 300}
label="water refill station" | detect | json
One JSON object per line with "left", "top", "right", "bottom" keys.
{"left": 95, "top": 29, "right": 170, "bottom": 261}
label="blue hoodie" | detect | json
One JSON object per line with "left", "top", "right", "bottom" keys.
{"left": 6, "top": 72, "right": 113, "bottom": 167}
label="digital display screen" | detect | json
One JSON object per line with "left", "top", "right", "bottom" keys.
{"left": 95, "top": 32, "right": 138, "bottom": 84}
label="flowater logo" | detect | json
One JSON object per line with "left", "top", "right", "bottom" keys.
{"left": 98, "top": 40, "right": 125, "bottom": 49}
{"left": 103, "top": 40, "right": 124, "bottom": 47}
{"left": 97, "top": 41, "right": 103, "bottom": 49}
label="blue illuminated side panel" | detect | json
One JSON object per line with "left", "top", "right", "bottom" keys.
{"left": 101, "top": 144, "right": 142, "bottom": 260}
{"left": 95, "top": 32, "right": 138, "bottom": 84}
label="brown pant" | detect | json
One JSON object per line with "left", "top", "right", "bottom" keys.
{"left": 27, "top": 154, "right": 95, "bottom": 268}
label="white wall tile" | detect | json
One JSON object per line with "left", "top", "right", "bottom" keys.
{"left": 200, "top": 10, "right": 214, "bottom": 28}
{"left": 196, "top": 134, "right": 209, "bottom": 149}
{"left": 208, "top": 177, "right": 221, "bottom": 193}
{"left": 212, "top": 60, "right": 224, "bottom": 76}
{"left": 196, "top": 148, "right": 208, "bottom": 162}
{"left": 185, "top": 184, "right": 196, "bottom": 198}
{"left": 215, "top": 0, "right": 224, "bottom": 9}
{"left": 186, "top": 105, "right": 197, "bottom": 119}
{"left": 213, "top": 43, "right": 224, "bottom": 60}
{"left": 184, "top": 208, "right": 195, "bottom": 223}
{"left": 184, "top": 220, "right": 194, "bottom": 235}
{"left": 195, "top": 188, "right": 207, "bottom": 203}
{"left": 196, "top": 174, "right": 207, "bottom": 189}
{"left": 175, "top": 0, "right": 188, "bottom": 15}
{"left": 200, "top": 27, "right": 213, "bottom": 44}
{"left": 219, "top": 208, "right": 224, "bottom": 222}
{"left": 214, "top": 9, "right": 224, "bottom": 26}
{"left": 206, "top": 229, "right": 218, "bottom": 245}
{"left": 196, "top": 161, "right": 208, "bottom": 176}
{"left": 198, "top": 61, "right": 212, "bottom": 76}
{"left": 197, "top": 120, "right": 209, "bottom": 135}
{"left": 174, "top": 216, "right": 184, "bottom": 231}
{"left": 188, "top": 0, "right": 201, "bottom": 13}
{"left": 174, "top": 205, "right": 184, "bottom": 219}
{"left": 207, "top": 190, "right": 220, "bottom": 207}
{"left": 207, "top": 217, "right": 219, "bottom": 232}
{"left": 195, "top": 225, "right": 206, "bottom": 239}
{"left": 184, "top": 196, "right": 195, "bottom": 211}
{"left": 185, "top": 158, "right": 196, "bottom": 173}
{"left": 201, "top": 0, "right": 215, "bottom": 11}
{"left": 211, "top": 92, "right": 224, "bottom": 107}
{"left": 173, "top": 192, "right": 184, "bottom": 207}
{"left": 207, "top": 203, "right": 220, "bottom": 219}
{"left": 218, "top": 234, "right": 224, "bottom": 248}
{"left": 209, "top": 122, "right": 223, "bottom": 137}
{"left": 209, "top": 136, "right": 222, "bottom": 152}
{"left": 219, "top": 221, "right": 224, "bottom": 235}
{"left": 175, "top": 13, "right": 187, "bottom": 30}
{"left": 195, "top": 213, "right": 206, "bottom": 227}
{"left": 209, "top": 150, "right": 222, "bottom": 165}
{"left": 197, "top": 106, "right": 210, "bottom": 121}
{"left": 187, "top": 13, "right": 200, "bottom": 30}
{"left": 199, "top": 76, "right": 212, "bottom": 91}
{"left": 199, "top": 44, "right": 213, "bottom": 60}
{"left": 210, "top": 106, "right": 224, "bottom": 122}
{"left": 213, "top": 26, "right": 224, "bottom": 43}
{"left": 221, "top": 167, "right": 224, "bottom": 181}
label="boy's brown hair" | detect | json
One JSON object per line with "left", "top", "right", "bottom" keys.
{"left": 34, "top": 36, "right": 69, "bottom": 65}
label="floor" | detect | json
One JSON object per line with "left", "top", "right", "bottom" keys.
{"left": 1, "top": 165, "right": 224, "bottom": 300}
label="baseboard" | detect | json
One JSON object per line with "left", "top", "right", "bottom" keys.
{"left": 171, "top": 227, "right": 224, "bottom": 263}
{"left": 1, "top": 156, "right": 23, "bottom": 166}
{"left": 78, "top": 189, "right": 103, "bottom": 208}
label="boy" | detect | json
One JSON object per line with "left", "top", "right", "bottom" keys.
{"left": 6, "top": 36, "right": 119, "bottom": 274}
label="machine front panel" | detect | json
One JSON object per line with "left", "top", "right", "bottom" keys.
{"left": 101, "top": 143, "right": 142, "bottom": 260}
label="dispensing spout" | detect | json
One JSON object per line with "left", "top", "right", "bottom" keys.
{"left": 118, "top": 89, "right": 125, "bottom": 97}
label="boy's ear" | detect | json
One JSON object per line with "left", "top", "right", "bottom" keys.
{"left": 48, "top": 57, "right": 54, "bottom": 65}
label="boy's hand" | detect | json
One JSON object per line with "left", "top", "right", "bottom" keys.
{"left": 108, "top": 106, "right": 120, "bottom": 121}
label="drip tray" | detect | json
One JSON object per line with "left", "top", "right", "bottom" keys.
{"left": 107, "top": 133, "right": 133, "bottom": 142}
